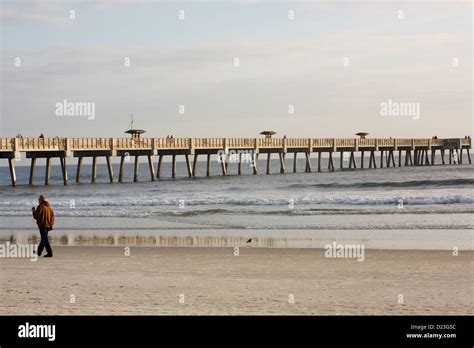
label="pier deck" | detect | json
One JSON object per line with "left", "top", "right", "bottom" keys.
{"left": 0, "top": 137, "right": 471, "bottom": 186}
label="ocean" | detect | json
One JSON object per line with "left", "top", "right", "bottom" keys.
{"left": 1, "top": 156, "right": 473, "bottom": 250}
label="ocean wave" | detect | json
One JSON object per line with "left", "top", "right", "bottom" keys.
{"left": 1, "top": 204, "right": 474, "bottom": 219}
{"left": 1, "top": 194, "right": 474, "bottom": 208}
{"left": 285, "top": 178, "right": 474, "bottom": 190}
{"left": 1, "top": 223, "right": 472, "bottom": 230}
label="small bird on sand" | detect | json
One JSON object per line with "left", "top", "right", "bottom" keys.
{"left": 246, "top": 238, "right": 252, "bottom": 243}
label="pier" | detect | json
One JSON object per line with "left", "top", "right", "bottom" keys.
{"left": 0, "top": 136, "right": 471, "bottom": 186}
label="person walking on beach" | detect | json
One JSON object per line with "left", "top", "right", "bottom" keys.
{"left": 32, "top": 195, "right": 55, "bottom": 257}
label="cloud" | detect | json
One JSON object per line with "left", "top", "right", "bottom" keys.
{"left": 0, "top": 1, "right": 471, "bottom": 138}
{"left": 1, "top": 30, "right": 468, "bottom": 80}
{"left": 0, "top": 2, "right": 76, "bottom": 27}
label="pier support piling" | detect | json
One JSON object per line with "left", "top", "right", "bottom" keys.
{"left": 172, "top": 155, "right": 177, "bottom": 178}
{"left": 305, "top": 152, "right": 311, "bottom": 173}
{"left": 29, "top": 158, "right": 36, "bottom": 185}
{"left": 91, "top": 156, "right": 97, "bottom": 183}
{"left": 207, "top": 154, "right": 211, "bottom": 176}
{"left": 119, "top": 155, "right": 125, "bottom": 182}
{"left": 221, "top": 155, "right": 227, "bottom": 176}
{"left": 45, "top": 158, "right": 51, "bottom": 185}
{"left": 369, "top": 151, "right": 376, "bottom": 168}
{"left": 266, "top": 153, "right": 271, "bottom": 174}
{"left": 185, "top": 155, "right": 193, "bottom": 178}
{"left": 106, "top": 156, "right": 114, "bottom": 183}
{"left": 156, "top": 155, "right": 163, "bottom": 179}
{"left": 238, "top": 153, "right": 242, "bottom": 175}
{"left": 193, "top": 154, "right": 199, "bottom": 177}
{"left": 293, "top": 153, "right": 297, "bottom": 173}
{"left": 349, "top": 152, "right": 356, "bottom": 169}
{"left": 148, "top": 155, "right": 155, "bottom": 181}
{"left": 252, "top": 153, "right": 258, "bottom": 175}
{"left": 8, "top": 158, "right": 17, "bottom": 187}
{"left": 279, "top": 153, "right": 285, "bottom": 174}
{"left": 60, "top": 157, "right": 68, "bottom": 185}
{"left": 405, "top": 150, "right": 412, "bottom": 166}
{"left": 133, "top": 156, "right": 139, "bottom": 182}
{"left": 389, "top": 151, "right": 395, "bottom": 167}
{"left": 76, "top": 157, "right": 83, "bottom": 183}
{"left": 105, "top": 156, "right": 115, "bottom": 183}
{"left": 328, "top": 152, "right": 334, "bottom": 171}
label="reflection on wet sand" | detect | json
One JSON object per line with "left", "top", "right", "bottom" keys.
{"left": 8, "top": 233, "right": 365, "bottom": 249}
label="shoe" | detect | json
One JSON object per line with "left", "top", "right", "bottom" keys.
{"left": 44, "top": 254, "right": 53, "bottom": 258}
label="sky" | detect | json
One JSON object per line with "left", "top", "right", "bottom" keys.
{"left": 0, "top": 0, "right": 472, "bottom": 139}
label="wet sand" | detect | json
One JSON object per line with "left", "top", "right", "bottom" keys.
{"left": 0, "top": 246, "right": 472, "bottom": 315}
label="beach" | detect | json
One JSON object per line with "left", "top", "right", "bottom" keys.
{"left": 1, "top": 246, "right": 471, "bottom": 315}
{"left": 1, "top": 162, "right": 473, "bottom": 315}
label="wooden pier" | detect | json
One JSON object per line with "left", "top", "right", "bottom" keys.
{"left": 0, "top": 136, "right": 471, "bottom": 186}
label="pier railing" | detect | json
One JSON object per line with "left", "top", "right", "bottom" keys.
{"left": 336, "top": 138, "right": 357, "bottom": 147}
{"left": 0, "top": 137, "right": 471, "bottom": 153}
{"left": 286, "top": 138, "right": 309, "bottom": 147}
{"left": 155, "top": 138, "right": 188, "bottom": 149}
{"left": 257, "top": 138, "right": 283, "bottom": 148}
{"left": 0, "top": 138, "right": 14, "bottom": 151}
{"left": 312, "top": 138, "right": 334, "bottom": 147}
{"left": 377, "top": 138, "right": 394, "bottom": 147}
{"left": 15, "top": 137, "right": 66, "bottom": 151}
{"left": 225, "top": 138, "right": 255, "bottom": 148}
{"left": 193, "top": 138, "right": 224, "bottom": 149}
{"left": 117, "top": 138, "right": 154, "bottom": 149}
{"left": 71, "top": 138, "right": 110, "bottom": 150}
{"left": 397, "top": 139, "right": 413, "bottom": 147}
{"left": 358, "top": 138, "right": 376, "bottom": 147}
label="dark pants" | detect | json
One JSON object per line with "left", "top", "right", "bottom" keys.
{"left": 37, "top": 227, "right": 53, "bottom": 256}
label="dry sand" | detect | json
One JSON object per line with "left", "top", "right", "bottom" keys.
{"left": 0, "top": 246, "right": 472, "bottom": 315}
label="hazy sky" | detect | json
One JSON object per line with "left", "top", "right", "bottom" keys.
{"left": 0, "top": 0, "right": 472, "bottom": 139}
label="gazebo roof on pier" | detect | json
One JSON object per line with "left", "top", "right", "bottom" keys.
{"left": 125, "top": 129, "right": 146, "bottom": 135}
{"left": 260, "top": 131, "right": 276, "bottom": 138}
{"left": 356, "top": 132, "right": 369, "bottom": 138}
{"left": 260, "top": 131, "right": 276, "bottom": 135}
